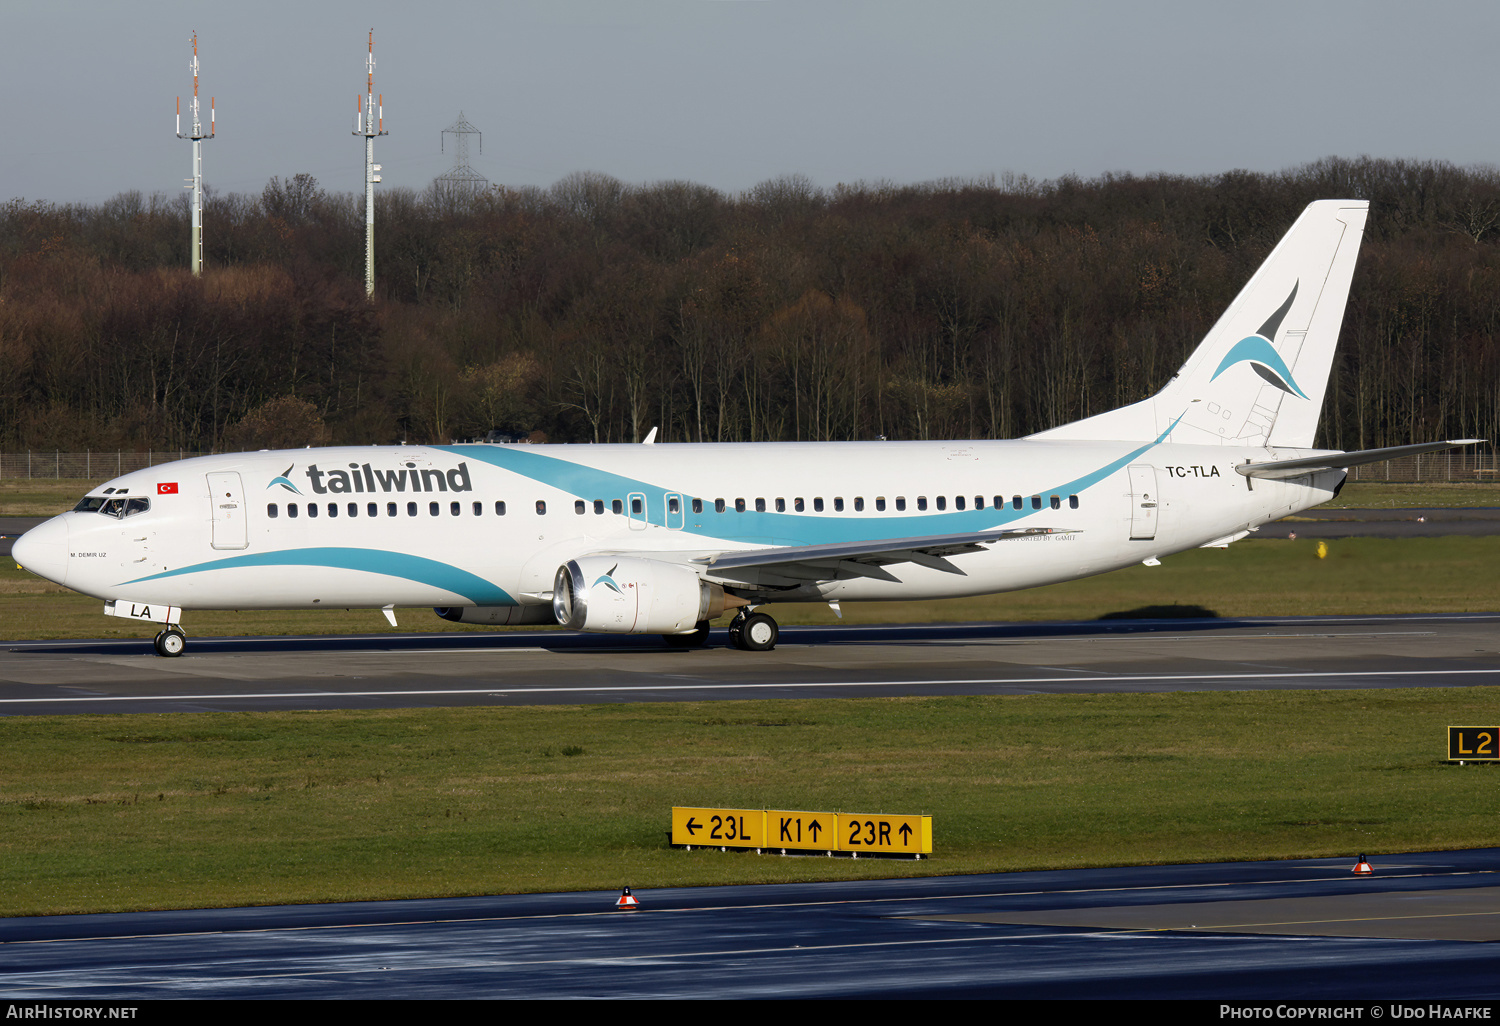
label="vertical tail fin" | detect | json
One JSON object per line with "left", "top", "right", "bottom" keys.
{"left": 1030, "top": 200, "right": 1369, "bottom": 448}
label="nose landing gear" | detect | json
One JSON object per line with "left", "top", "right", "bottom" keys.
{"left": 153, "top": 626, "right": 187, "bottom": 657}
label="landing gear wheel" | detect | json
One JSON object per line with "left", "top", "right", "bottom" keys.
{"left": 663, "top": 620, "right": 712, "bottom": 648}
{"left": 726, "top": 612, "right": 747, "bottom": 650}
{"left": 153, "top": 627, "right": 186, "bottom": 658}
{"left": 738, "top": 611, "right": 778, "bottom": 652}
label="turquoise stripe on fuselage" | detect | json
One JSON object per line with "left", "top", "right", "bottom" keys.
{"left": 441, "top": 422, "right": 1177, "bottom": 547}
{"left": 120, "top": 547, "right": 516, "bottom": 604}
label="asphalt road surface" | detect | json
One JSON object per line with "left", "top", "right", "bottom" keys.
{"left": 3, "top": 612, "right": 1499, "bottom": 714}
{"left": 2, "top": 849, "right": 1497, "bottom": 998}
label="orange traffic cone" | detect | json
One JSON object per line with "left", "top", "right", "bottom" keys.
{"left": 616, "top": 886, "right": 639, "bottom": 911}
{"left": 1352, "top": 855, "right": 1373, "bottom": 875}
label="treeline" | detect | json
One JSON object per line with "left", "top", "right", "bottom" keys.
{"left": 1, "top": 156, "right": 1497, "bottom": 452}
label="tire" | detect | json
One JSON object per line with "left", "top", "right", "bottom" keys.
{"left": 738, "top": 612, "right": 778, "bottom": 652}
{"left": 155, "top": 629, "right": 186, "bottom": 658}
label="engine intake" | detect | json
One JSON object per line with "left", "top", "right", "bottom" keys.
{"left": 553, "top": 556, "right": 734, "bottom": 634}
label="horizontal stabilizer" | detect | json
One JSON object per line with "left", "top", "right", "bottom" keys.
{"left": 1235, "top": 440, "right": 1486, "bottom": 480}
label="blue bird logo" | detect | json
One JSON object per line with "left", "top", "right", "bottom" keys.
{"left": 1209, "top": 283, "right": 1308, "bottom": 399}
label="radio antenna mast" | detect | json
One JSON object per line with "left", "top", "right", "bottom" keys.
{"left": 175, "top": 31, "right": 214, "bottom": 276}
{"left": 352, "top": 29, "right": 388, "bottom": 299}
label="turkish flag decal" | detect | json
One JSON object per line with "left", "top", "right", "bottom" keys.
{"left": 157, "top": 482, "right": 179, "bottom": 494}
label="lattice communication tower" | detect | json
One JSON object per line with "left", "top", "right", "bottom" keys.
{"left": 437, "top": 112, "right": 488, "bottom": 191}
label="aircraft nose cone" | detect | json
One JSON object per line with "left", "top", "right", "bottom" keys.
{"left": 12, "top": 516, "right": 68, "bottom": 587}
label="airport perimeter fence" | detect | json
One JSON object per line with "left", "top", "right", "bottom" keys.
{"left": 1, "top": 451, "right": 211, "bottom": 480}
{"left": 1, "top": 449, "right": 1497, "bottom": 483}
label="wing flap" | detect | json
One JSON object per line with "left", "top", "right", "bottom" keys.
{"left": 697, "top": 527, "right": 1070, "bottom": 574}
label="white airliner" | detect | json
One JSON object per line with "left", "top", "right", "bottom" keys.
{"left": 12, "top": 200, "right": 1481, "bottom": 656}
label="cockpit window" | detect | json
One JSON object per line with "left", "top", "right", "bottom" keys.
{"left": 72, "top": 496, "right": 108, "bottom": 513}
{"left": 96, "top": 496, "right": 151, "bottom": 519}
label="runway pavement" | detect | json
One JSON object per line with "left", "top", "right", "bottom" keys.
{"left": 2, "top": 849, "right": 1497, "bottom": 998}
{"left": 3, "top": 612, "right": 1499, "bottom": 714}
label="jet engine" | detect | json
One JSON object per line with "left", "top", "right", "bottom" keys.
{"left": 553, "top": 556, "right": 734, "bottom": 634}
{"left": 433, "top": 605, "right": 558, "bottom": 625}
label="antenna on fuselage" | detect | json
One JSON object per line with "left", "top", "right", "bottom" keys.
{"left": 175, "top": 31, "right": 214, "bottom": 276}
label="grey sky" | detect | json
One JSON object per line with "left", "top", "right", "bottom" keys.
{"left": 3, "top": 0, "right": 1495, "bottom": 205}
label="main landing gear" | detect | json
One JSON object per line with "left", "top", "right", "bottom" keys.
{"left": 727, "top": 610, "right": 778, "bottom": 651}
{"left": 153, "top": 626, "right": 186, "bottom": 658}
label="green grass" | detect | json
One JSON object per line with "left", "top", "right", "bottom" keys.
{"left": 1, "top": 690, "right": 1496, "bottom": 916}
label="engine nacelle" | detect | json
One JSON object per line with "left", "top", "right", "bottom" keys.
{"left": 553, "top": 556, "right": 732, "bottom": 634}
{"left": 434, "top": 605, "right": 558, "bottom": 626}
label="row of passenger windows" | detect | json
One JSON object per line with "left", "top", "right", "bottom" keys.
{"left": 269, "top": 500, "right": 507, "bottom": 519}
{"left": 265, "top": 493, "right": 1082, "bottom": 520}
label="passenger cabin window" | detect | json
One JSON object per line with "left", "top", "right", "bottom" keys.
{"left": 1050, "top": 495, "right": 1061, "bottom": 510}
{"left": 814, "top": 498, "right": 825, "bottom": 512}
{"left": 715, "top": 499, "right": 726, "bottom": 513}
{"left": 494, "top": 501, "right": 506, "bottom": 516}
{"left": 473, "top": 501, "right": 482, "bottom": 516}
{"left": 833, "top": 497, "right": 844, "bottom": 512}
{"left": 755, "top": 498, "right": 765, "bottom": 512}
{"left": 794, "top": 498, "right": 805, "bottom": 512}
{"left": 1013, "top": 496, "right": 1023, "bottom": 510}
{"left": 954, "top": 496, "right": 965, "bottom": 510}
{"left": 875, "top": 497, "right": 886, "bottom": 511}
{"left": 535, "top": 500, "right": 547, "bottom": 515}
{"left": 451, "top": 501, "right": 461, "bottom": 516}
{"left": 613, "top": 499, "right": 623, "bottom": 515}
{"left": 670, "top": 496, "right": 682, "bottom": 514}
{"left": 896, "top": 497, "right": 907, "bottom": 511}
{"left": 429, "top": 501, "right": 440, "bottom": 516}
{"left": 388, "top": 502, "right": 398, "bottom": 517}
{"left": 735, "top": 498, "right": 746, "bottom": 513}
{"left": 369, "top": 502, "right": 379, "bottom": 517}
{"left": 854, "top": 497, "right": 864, "bottom": 512}
{"left": 936, "top": 496, "right": 947, "bottom": 511}
{"left": 575, "top": 500, "right": 586, "bottom": 515}
{"left": 268, "top": 503, "right": 279, "bottom": 518}
{"left": 916, "top": 496, "right": 927, "bottom": 511}
{"left": 1069, "top": 495, "right": 1079, "bottom": 509}
{"left": 307, "top": 502, "right": 319, "bottom": 518}
{"left": 632, "top": 497, "right": 644, "bottom": 515}
{"left": 594, "top": 500, "right": 605, "bottom": 515}
{"left": 407, "top": 502, "right": 417, "bottom": 517}
{"left": 692, "top": 498, "right": 704, "bottom": 514}
{"left": 288, "top": 503, "right": 299, "bottom": 519}
{"left": 1031, "top": 496, "right": 1042, "bottom": 510}
{"left": 328, "top": 503, "right": 338, "bottom": 518}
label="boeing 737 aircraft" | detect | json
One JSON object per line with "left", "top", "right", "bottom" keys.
{"left": 12, "top": 200, "right": 1481, "bottom": 655}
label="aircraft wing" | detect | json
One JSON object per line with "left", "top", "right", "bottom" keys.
{"left": 1236, "top": 439, "right": 1485, "bottom": 480}
{"left": 584, "top": 528, "right": 1071, "bottom": 588}
{"left": 671, "top": 527, "right": 1073, "bottom": 584}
